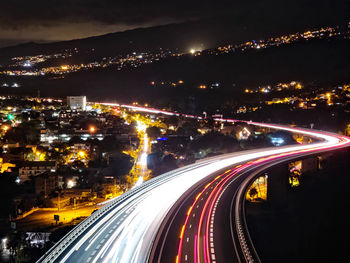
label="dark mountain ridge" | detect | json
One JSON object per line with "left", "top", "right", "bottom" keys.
{"left": 0, "top": 11, "right": 348, "bottom": 64}
{"left": 1, "top": 37, "right": 348, "bottom": 110}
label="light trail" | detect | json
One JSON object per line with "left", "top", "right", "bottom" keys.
{"left": 176, "top": 169, "right": 234, "bottom": 263}
{"left": 176, "top": 130, "right": 350, "bottom": 263}
{"left": 42, "top": 130, "right": 350, "bottom": 263}
{"left": 38, "top": 101, "right": 350, "bottom": 263}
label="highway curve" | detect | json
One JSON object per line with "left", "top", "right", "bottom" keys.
{"left": 37, "top": 121, "right": 350, "bottom": 263}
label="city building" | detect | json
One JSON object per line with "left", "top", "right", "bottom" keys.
{"left": 19, "top": 161, "right": 57, "bottom": 182}
{"left": 67, "top": 96, "right": 86, "bottom": 111}
{"left": 34, "top": 173, "right": 63, "bottom": 196}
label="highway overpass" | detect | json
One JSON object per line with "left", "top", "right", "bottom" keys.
{"left": 37, "top": 119, "right": 350, "bottom": 263}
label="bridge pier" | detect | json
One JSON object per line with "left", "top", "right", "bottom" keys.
{"left": 266, "top": 156, "right": 321, "bottom": 208}
{"left": 267, "top": 164, "right": 289, "bottom": 209}
{"left": 301, "top": 157, "right": 318, "bottom": 174}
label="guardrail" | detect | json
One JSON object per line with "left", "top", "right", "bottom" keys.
{"left": 233, "top": 145, "right": 350, "bottom": 263}
{"left": 37, "top": 160, "right": 217, "bottom": 263}
{"left": 38, "top": 122, "right": 349, "bottom": 263}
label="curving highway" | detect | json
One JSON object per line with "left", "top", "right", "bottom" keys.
{"left": 37, "top": 118, "right": 350, "bottom": 263}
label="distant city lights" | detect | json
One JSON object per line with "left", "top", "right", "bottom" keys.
{"left": 23, "top": 61, "right": 32, "bottom": 67}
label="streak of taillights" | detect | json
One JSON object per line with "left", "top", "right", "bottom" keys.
{"left": 185, "top": 133, "right": 350, "bottom": 263}
{"left": 176, "top": 169, "right": 234, "bottom": 263}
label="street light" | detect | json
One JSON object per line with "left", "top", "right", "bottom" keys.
{"left": 2, "top": 238, "right": 7, "bottom": 249}
{"left": 89, "top": 126, "right": 96, "bottom": 133}
{"left": 7, "top": 114, "right": 14, "bottom": 120}
{"left": 67, "top": 180, "right": 75, "bottom": 188}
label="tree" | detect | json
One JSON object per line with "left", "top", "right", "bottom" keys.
{"left": 7, "top": 230, "right": 30, "bottom": 263}
{"left": 164, "top": 116, "right": 179, "bottom": 127}
{"left": 151, "top": 154, "right": 178, "bottom": 176}
{"left": 99, "top": 136, "right": 122, "bottom": 152}
{"left": 146, "top": 126, "right": 161, "bottom": 140}
{"left": 0, "top": 173, "right": 18, "bottom": 219}
{"left": 249, "top": 188, "right": 258, "bottom": 199}
{"left": 69, "top": 136, "right": 83, "bottom": 144}
{"left": 109, "top": 153, "right": 133, "bottom": 177}
{"left": 181, "top": 121, "right": 200, "bottom": 136}
{"left": 175, "top": 127, "right": 185, "bottom": 136}
{"left": 3, "top": 122, "right": 39, "bottom": 144}
{"left": 188, "top": 131, "right": 240, "bottom": 157}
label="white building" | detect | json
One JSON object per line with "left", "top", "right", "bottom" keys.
{"left": 67, "top": 96, "right": 86, "bottom": 111}
{"left": 19, "top": 161, "right": 57, "bottom": 183}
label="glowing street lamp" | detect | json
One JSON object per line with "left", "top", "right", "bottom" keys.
{"left": 7, "top": 114, "right": 14, "bottom": 120}
{"left": 89, "top": 126, "right": 96, "bottom": 133}
{"left": 67, "top": 180, "right": 75, "bottom": 188}
{"left": 2, "top": 238, "right": 7, "bottom": 246}
{"left": 2, "top": 125, "right": 9, "bottom": 132}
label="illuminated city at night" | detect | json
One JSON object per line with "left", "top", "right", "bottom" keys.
{"left": 0, "top": 1, "right": 349, "bottom": 263}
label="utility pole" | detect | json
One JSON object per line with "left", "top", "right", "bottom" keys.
{"left": 57, "top": 191, "right": 60, "bottom": 211}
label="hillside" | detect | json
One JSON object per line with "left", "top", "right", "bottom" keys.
{"left": 1, "top": 37, "right": 349, "bottom": 113}
{"left": 1, "top": 12, "right": 348, "bottom": 64}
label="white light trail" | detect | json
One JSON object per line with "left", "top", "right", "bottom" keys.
{"left": 46, "top": 102, "right": 350, "bottom": 263}
{"left": 59, "top": 125, "right": 349, "bottom": 263}
{"left": 139, "top": 153, "right": 148, "bottom": 167}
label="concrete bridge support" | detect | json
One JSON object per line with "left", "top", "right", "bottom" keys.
{"left": 267, "top": 164, "right": 289, "bottom": 209}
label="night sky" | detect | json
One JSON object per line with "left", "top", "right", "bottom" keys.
{"left": 0, "top": 0, "right": 348, "bottom": 47}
